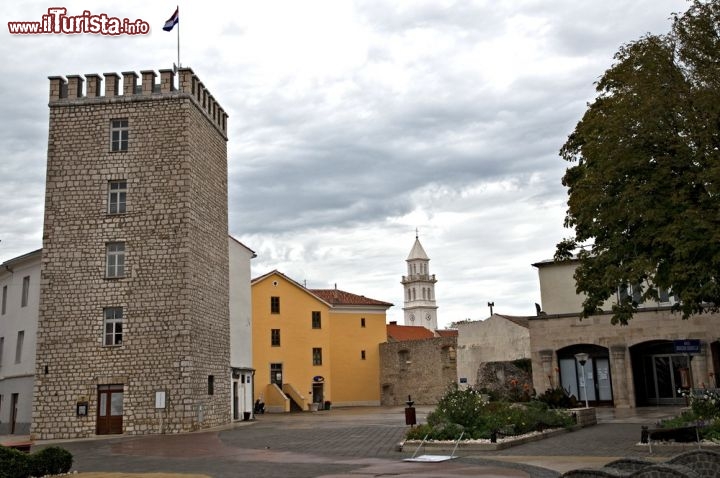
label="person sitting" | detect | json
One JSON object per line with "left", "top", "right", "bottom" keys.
{"left": 254, "top": 398, "right": 265, "bottom": 414}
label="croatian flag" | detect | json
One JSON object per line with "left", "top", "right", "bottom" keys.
{"left": 163, "top": 7, "right": 179, "bottom": 31}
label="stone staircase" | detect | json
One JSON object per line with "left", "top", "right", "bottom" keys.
{"left": 562, "top": 450, "right": 720, "bottom": 477}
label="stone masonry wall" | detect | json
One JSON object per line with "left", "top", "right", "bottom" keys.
{"left": 32, "top": 68, "right": 229, "bottom": 439}
{"left": 186, "top": 89, "right": 230, "bottom": 429}
{"left": 380, "top": 337, "right": 457, "bottom": 406}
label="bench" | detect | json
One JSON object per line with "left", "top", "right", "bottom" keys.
{"left": 1, "top": 441, "right": 33, "bottom": 453}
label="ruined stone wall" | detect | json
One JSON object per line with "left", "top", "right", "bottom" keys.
{"left": 32, "top": 68, "right": 229, "bottom": 439}
{"left": 380, "top": 337, "right": 457, "bottom": 406}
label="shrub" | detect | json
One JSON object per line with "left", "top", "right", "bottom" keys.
{"left": 703, "top": 419, "right": 720, "bottom": 441}
{"left": 406, "top": 383, "right": 575, "bottom": 441}
{"left": 29, "top": 446, "right": 73, "bottom": 477}
{"left": 535, "top": 386, "right": 578, "bottom": 409}
{"left": 0, "top": 445, "right": 30, "bottom": 478}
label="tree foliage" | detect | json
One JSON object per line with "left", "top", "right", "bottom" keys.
{"left": 557, "top": 0, "right": 720, "bottom": 324}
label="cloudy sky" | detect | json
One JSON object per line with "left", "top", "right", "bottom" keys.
{"left": 0, "top": 0, "right": 689, "bottom": 327}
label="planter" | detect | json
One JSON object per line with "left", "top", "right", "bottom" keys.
{"left": 568, "top": 407, "right": 597, "bottom": 427}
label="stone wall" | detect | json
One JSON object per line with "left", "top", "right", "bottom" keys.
{"left": 380, "top": 336, "right": 457, "bottom": 406}
{"left": 32, "top": 68, "right": 229, "bottom": 438}
{"left": 475, "top": 361, "right": 532, "bottom": 401}
{"left": 455, "top": 315, "right": 530, "bottom": 387}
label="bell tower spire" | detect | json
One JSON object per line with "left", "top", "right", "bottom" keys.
{"left": 401, "top": 232, "right": 438, "bottom": 330}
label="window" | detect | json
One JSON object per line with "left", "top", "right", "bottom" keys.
{"left": 110, "top": 119, "right": 128, "bottom": 152}
{"left": 360, "top": 318, "right": 365, "bottom": 328}
{"left": 270, "top": 363, "right": 283, "bottom": 386}
{"left": 361, "top": 350, "right": 366, "bottom": 360}
{"left": 108, "top": 180, "right": 127, "bottom": 214}
{"left": 312, "top": 347, "right": 322, "bottom": 366}
{"left": 312, "top": 311, "right": 321, "bottom": 329}
{"left": 0, "top": 337, "right": 4, "bottom": 366}
{"left": 15, "top": 331, "right": 24, "bottom": 364}
{"left": 208, "top": 375, "right": 214, "bottom": 395}
{"left": 21, "top": 276, "right": 30, "bottom": 307}
{"left": 270, "top": 296, "right": 280, "bottom": 314}
{"left": 618, "top": 283, "right": 645, "bottom": 305}
{"left": 1, "top": 286, "right": 6, "bottom": 315}
{"left": 271, "top": 328, "right": 280, "bottom": 346}
{"left": 104, "top": 307, "right": 123, "bottom": 346}
{"left": 106, "top": 242, "right": 125, "bottom": 278}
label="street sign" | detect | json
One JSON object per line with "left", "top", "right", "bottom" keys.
{"left": 673, "top": 339, "right": 700, "bottom": 354}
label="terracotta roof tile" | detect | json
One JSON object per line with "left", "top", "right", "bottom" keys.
{"left": 308, "top": 289, "right": 392, "bottom": 307}
{"left": 386, "top": 324, "right": 435, "bottom": 341}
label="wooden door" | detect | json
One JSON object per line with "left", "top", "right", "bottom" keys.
{"left": 97, "top": 384, "right": 123, "bottom": 435}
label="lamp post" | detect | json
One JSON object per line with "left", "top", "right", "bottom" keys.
{"left": 575, "top": 353, "right": 590, "bottom": 408}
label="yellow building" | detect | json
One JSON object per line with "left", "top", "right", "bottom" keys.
{"left": 252, "top": 270, "right": 392, "bottom": 412}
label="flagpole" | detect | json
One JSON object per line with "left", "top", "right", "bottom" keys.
{"left": 177, "top": 5, "right": 181, "bottom": 67}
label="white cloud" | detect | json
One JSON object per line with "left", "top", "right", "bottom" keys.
{"left": 0, "top": 0, "right": 689, "bottom": 328}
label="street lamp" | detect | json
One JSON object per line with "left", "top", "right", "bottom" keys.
{"left": 575, "top": 353, "right": 590, "bottom": 408}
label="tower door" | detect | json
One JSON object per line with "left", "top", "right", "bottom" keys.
{"left": 10, "top": 393, "right": 19, "bottom": 434}
{"left": 97, "top": 384, "right": 123, "bottom": 435}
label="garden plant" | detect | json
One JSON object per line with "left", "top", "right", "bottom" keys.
{"left": 406, "top": 384, "right": 575, "bottom": 441}
{"left": 657, "top": 389, "right": 720, "bottom": 441}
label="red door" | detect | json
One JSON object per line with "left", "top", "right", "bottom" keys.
{"left": 97, "top": 384, "right": 123, "bottom": 435}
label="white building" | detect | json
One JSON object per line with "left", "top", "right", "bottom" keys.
{"left": 401, "top": 234, "right": 439, "bottom": 330}
{"left": 229, "top": 236, "right": 256, "bottom": 420}
{"left": 0, "top": 249, "right": 41, "bottom": 435}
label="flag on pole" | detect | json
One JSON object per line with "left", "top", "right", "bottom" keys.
{"left": 163, "top": 7, "right": 179, "bottom": 31}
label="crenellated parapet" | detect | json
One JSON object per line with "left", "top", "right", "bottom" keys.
{"left": 48, "top": 68, "right": 227, "bottom": 136}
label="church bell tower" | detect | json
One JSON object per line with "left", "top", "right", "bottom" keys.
{"left": 401, "top": 232, "right": 438, "bottom": 330}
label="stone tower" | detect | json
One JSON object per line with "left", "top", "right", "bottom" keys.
{"left": 32, "top": 69, "right": 230, "bottom": 438}
{"left": 401, "top": 233, "right": 438, "bottom": 330}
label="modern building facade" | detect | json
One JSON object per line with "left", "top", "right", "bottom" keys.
{"left": 531, "top": 258, "right": 720, "bottom": 408}
{"left": 252, "top": 271, "right": 391, "bottom": 411}
{"left": 401, "top": 234, "right": 439, "bottom": 330}
{"left": 0, "top": 250, "right": 41, "bottom": 435}
{"left": 32, "top": 68, "right": 231, "bottom": 439}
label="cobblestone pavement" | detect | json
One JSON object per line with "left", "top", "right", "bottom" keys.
{"left": 12, "top": 405, "right": 695, "bottom": 478}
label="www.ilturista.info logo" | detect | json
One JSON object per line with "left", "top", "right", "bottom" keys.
{"left": 8, "top": 8, "right": 150, "bottom": 35}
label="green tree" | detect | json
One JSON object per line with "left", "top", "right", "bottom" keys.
{"left": 557, "top": 0, "right": 720, "bottom": 324}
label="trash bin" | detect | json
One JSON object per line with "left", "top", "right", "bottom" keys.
{"left": 324, "top": 401, "right": 332, "bottom": 410}
{"left": 405, "top": 407, "right": 416, "bottom": 426}
{"left": 243, "top": 412, "right": 251, "bottom": 421}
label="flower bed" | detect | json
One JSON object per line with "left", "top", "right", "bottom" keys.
{"left": 405, "top": 384, "right": 578, "bottom": 443}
